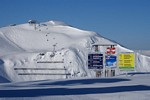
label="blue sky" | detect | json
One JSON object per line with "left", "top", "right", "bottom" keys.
{"left": 0, "top": 0, "right": 150, "bottom": 50}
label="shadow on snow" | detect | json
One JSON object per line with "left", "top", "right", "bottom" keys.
{"left": 38, "top": 78, "right": 130, "bottom": 86}
{"left": 0, "top": 85, "right": 150, "bottom": 97}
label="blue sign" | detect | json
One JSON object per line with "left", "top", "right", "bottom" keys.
{"left": 105, "top": 55, "right": 117, "bottom": 68}
{"left": 88, "top": 54, "right": 103, "bottom": 69}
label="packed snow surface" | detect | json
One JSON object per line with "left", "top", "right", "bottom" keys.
{"left": 0, "top": 74, "right": 150, "bottom": 100}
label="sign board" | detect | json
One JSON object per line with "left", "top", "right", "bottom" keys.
{"left": 88, "top": 54, "right": 103, "bottom": 69}
{"left": 118, "top": 53, "right": 135, "bottom": 70}
{"left": 105, "top": 55, "right": 117, "bottom": 68}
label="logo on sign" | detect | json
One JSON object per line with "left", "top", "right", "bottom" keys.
{"left": 105, "top": 55, "right": 117, "bottom": 68}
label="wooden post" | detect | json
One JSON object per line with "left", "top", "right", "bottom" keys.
{"left": 95, "top": 45, "right": 99, "bottom": 52}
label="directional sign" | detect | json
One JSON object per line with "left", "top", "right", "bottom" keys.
{"left": 105, "top": 55, "right": 117, "bottom": 68}
{"left": 118, "top": 53, "right": 135, "bottom": 70}
{"left": 88, "top": 54, "right": 103, "bottom": 69}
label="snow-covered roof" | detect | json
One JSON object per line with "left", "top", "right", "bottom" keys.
{"left": 28, "top": 20, "right": 37, "bottom": 24}
{"left": 92, "top": 43, "right": 117, "bottom": 46}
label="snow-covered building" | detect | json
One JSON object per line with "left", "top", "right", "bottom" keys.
{"left": 28, "top": 20, "right": 37, "bottom": 24}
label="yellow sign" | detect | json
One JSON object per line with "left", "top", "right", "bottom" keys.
{"left": 118, "top": 53, "right": 135, "bottom": 70}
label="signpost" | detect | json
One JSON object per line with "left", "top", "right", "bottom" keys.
{"left": 118, "top": 53, "right": 135, "bottom": 70}
{"left": 89, "top": 44, "right": 117, "bottom": 77}
{"left": 105, "top": 55, "right": 117, "bottom": 68}
{"left": 88, "top": 54, "right": 103, "bottom": 69}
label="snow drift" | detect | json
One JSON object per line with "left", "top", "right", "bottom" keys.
{"left": 0, "top": 20, "right": 149, "bottom": 82}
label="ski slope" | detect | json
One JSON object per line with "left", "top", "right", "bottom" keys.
{"left": 0, "top": 20, "right": 149, "bottom": 82}
{"left": 0, "top": 74, "right": 150, "bottom": 100}
{"left": 135, "top": 50, "right": 150, "bottom": 56}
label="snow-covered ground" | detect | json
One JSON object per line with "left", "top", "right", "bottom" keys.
{"left": 0, "top": 20, "right": 150, "bottom": 99}
{"left": 0, "top": 20, "right": 149, "bottom": 82}
{"left": 135, "top": 50, "right": 150, "bottom": 57}
{"left": 0, "top": 74, "right": 150, "bottom": 100}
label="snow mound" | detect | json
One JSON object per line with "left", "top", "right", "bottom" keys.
{"left": 0, "top": 20, "right": 150, "bottom": 82}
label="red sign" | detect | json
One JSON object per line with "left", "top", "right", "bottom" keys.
{"left": 106, "top": 46, "right": 116, "bottom": 55}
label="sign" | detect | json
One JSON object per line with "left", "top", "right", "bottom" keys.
{"left": 106, "top": 46, "right": 116, "bottom": 55}
{"left": 88, "top": 54, "right": 103, "bottom": 69}
{"left": 105, "top": 55, "right": 117, "bottom": 68}
{"left": 118, "top": 53, "right": 135, "bottom": 70}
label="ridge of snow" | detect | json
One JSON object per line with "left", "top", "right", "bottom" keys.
{"left": 45, "top": 20, "right": 69, "bottom": 26}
